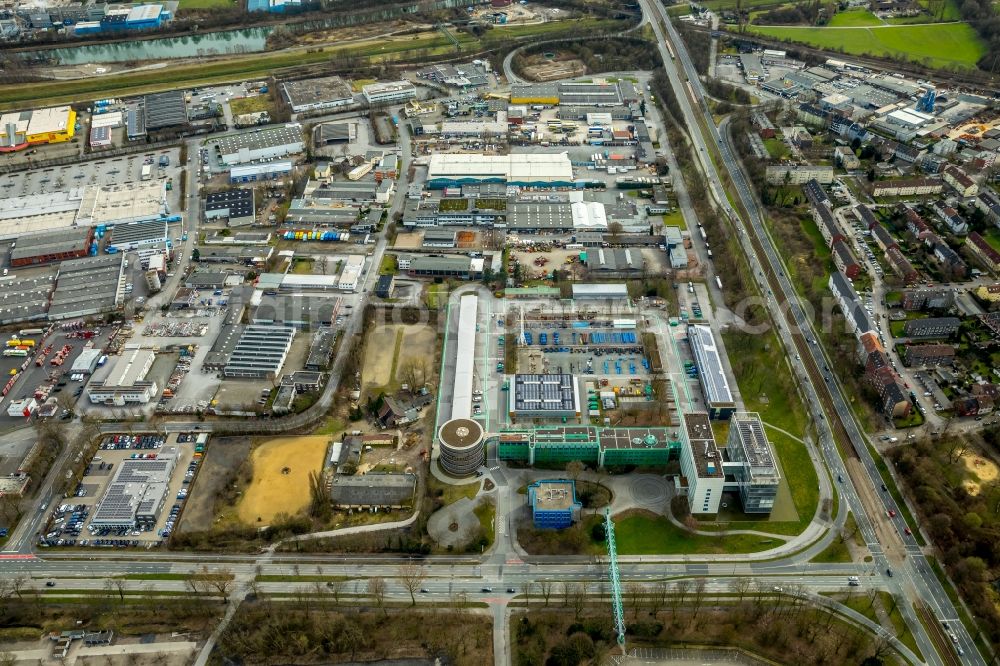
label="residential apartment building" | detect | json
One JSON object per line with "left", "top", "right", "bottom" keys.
{"left": 943, "top": 165, "right": 978, "bottom": 197}
{"left": 871, "top": 178, "right": 942, "bottom": 198}
{"left": 967, "top": 232, "right": 1000, "bottom": 272}
{"left": 765, "top": 164, "right": 835, "bottom": 185}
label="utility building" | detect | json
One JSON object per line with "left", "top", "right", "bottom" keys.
{"left": 528, "top": 479, "right": 582, "bottom": 529}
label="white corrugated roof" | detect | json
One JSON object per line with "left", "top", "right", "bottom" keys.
{"left": 451, "top": 294, "right": 478, "bottom": 420}
{"left": 428, "top": 153, "right": 573, "bottom": 182}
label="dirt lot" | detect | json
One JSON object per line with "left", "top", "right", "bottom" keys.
{"left": 179, "top": 436, "right": 252, "bottom": 533}
{"left": 961, "top": 449, "right": 998, "bottom": 496}
{"left": 236, "top": 436, "right": 328, "bottom": 524}
{"left": 510, "top": 247, "right": 585, "bottom": 280}
{"left": 521, "top": 54, "right": 587, "bottom": 82}
{"left": 393, "top": 231, "right": 424, "bottom": 249}
{"left": 361, "top": 323, "right": 437, "bottom": 396}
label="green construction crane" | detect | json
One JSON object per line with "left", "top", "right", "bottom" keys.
{"left": 604, "top": 508, "right": 626, "bottom": 648}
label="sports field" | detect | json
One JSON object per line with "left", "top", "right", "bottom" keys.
{"left": 748, "top": 21, "right": 985, "bottom": 69}
{"left": 237, "top": 436, "right": 327, "bottom": 524}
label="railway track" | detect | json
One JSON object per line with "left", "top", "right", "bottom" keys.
{"left": 919, "top": 601, "right": 963, "bottom": 666}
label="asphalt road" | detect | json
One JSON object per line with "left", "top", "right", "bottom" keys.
{"left": 635, "top": 3, "right": 979, "bottom": 662}
{"left": 0, "top": 29, "right": 983, "bottom": 666}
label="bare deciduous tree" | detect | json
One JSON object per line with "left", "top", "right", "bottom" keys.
{"left": 398, "top": 563, "right": 426, "bottom": 606}
{"left": 367, "top": 576, "right": 387, "bottom": 616}
{"left": 539, "top": 580, "right": 554, "bottom": 607}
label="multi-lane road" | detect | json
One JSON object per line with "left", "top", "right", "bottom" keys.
{"left": 0, "top": 20, "right": 985, "bottom": 666}
{"left": 638, "top": 2, "right": 981, "bottom": 662}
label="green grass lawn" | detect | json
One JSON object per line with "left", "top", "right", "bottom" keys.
{"left": 228, "top": 94, "right": 273, "bottom": 117}
{"left": 662, "top": 209, "right": 687, "bottom": 230}
{"left": 474, "top": 499, "right": 496, "bottom": 550}
{"left": 763, "top": 138, "right": 789, "bottom": 159}
{"left": 610, "top": 510, "right": 783, "bottom": 555}
{"left": 425, "top": 283, "right": 449, "bottom": 309}
{"left": 767, "top": 428, "right": 819, "bottom": 524}
{"left": 812, "top": 534, "right": 852, "bottom": 563}
{"left": 291, "top": 259, "right": 314, "bottom": 275}
{"left": 379, "top": 254, "right": 398, "bottom": 276}
{"left": 724, "top": 329, "right": 809, "bottom": 437}
{"left": 828, "top": 9, "right": 883, "bottom": 26}
{"left": 915, "top": 0, "right": 962, "bottom": 20}
{"left": 701, "top": 0, "right": 785, "bottom": 10}
{"left": 747, "top": 22, "right": 986, "bottom": 70}
{"left": 427, "top": 473, "right": 480, "bottom": 506}
{"left": 177, "top": 0, "right": 234, "bottom": 9}
{"left": 982, "top": 227, "right": 1000, "bottom": 253}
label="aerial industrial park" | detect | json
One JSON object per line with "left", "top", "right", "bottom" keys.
{"left": 0, "top": 0, "right": 998, "bottom": 662}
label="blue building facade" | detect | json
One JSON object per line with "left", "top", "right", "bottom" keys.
{"left": 528, "top": 479, "right": 582, "bottom": 529}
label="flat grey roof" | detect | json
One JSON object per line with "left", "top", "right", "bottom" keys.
{"left": 205, "top": 189, "right": 254, "bottom": 219}
{"left": 530, "top": 480, "right": 576, "bottom": 510}
{"left": 688, "top": 324, "right": 735, "bottom": 406}
{"left": 143, "top": 91, "right": 187, "bottom": 130}
{"left": 214, "top": 125, "right": 303, "bottom": 158}
{"left": 684, "top": 412, "right": 723, "bottom": 478}
{"left": 572, "top": 283, "right": 628, "bottom": 299}
{"left": 109, "top": 219, "right": 172, "bottom": 246}
{"left": 305, "top": 327, "right": 337, "bottom": 369}
{"left": 48, "top": 255, "right": 122, "bottom": 319}
{"left": 11, "top": 227, "right": 90, "bottom": 262}
{"left": 281, "top": 76, "right": 353, "bottom": 108}
{"left": 508, "top": 202, "right": 573, "bottom": 230}
{"left": 329, "top": 472, "right": 416, "bottom": 506}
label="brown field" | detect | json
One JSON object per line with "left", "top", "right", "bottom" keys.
{"left": 179, "top": 436, "right": 252, "bottom": 532}
{"left": 236, "top": 436, "right": 328, "bottom": 524}
{"left": 361, "top": 323, "right": 436, "bottom": 395}
{"left": 961, "top": 450, "right": 998, "bottom": 496}
{"left": 521, "top": 52, "right": 587, "bottom": 82}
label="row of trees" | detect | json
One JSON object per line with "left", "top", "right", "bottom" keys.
{"left": 514, "top": 580, "right": 891, "bottom": 666}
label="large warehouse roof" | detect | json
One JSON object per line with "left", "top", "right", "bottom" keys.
{"left": 26, "top": 106, "right": 74, "bottom": 136}
{"left": 451, "top": 293, "right": 478, "bottom": 421}
{"left": 688, "top": 324, "right": 735, "bottom": 407}
{"left": 571, "top": 201, "right": 607, "bottom": 230}
{"left": 223, "top": 324, "right": 295, "bottom": 378}
{"left": 143, "top": 91, "right": 187, "bottom": 130}
{"left": 427, "top": 153, "right": 573, "bottom": 185}
{"left": 572, "top": 283, "right": 628, "bottom": 300}
{"left": 10, "top": 227, "right": 91, "bottom": 263}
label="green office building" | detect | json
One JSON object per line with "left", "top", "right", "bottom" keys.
{"left": 493, "top": 425, "right": 680, "bottom": 467}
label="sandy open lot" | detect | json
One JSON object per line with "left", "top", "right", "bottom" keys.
{"left": 236, "top": 436, "right": 328, "bottom": 524}
{"left": 361, "top": 323, "right": 437, "bottom": 395}
{"left": 962, "top": 450, "right": 998, "bottom": 496}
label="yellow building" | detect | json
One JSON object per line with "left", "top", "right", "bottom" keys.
{"left": 27, "top": 106, "right": 76, "bottom": 144}
{"left": 0, "top": 106, "right": 75, "bottom": 151}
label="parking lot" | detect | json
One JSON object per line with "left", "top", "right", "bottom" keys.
{"left": 38, "top": 432, "right": 200, "bottom": 549}
{"left": 0, "top": 326, "right": 116, "bottom": 425}
{"left": 0, "top": 147, "right": 183, "bottom": 210}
